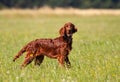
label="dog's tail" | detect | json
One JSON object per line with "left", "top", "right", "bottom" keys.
{"left": 13, "top": 45, "right": 27, "bottom": 62}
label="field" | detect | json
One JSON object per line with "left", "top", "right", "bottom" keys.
{"left": 0, "top": 13, "right": 120, "bottom": 82}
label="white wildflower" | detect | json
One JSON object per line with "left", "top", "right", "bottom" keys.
{"left": 6, "top": 70, "right": 10, "bottom": 74}
{"left": 16, "top": 76, "right": 19, "bottom": 79}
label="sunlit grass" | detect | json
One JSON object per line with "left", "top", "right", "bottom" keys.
{"left": 0, "top": 15, "right": 120, "bottom": 82}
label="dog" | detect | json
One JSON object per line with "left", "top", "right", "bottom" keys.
{"left": 13, "top": 22, "right": 77, "bottom": 68}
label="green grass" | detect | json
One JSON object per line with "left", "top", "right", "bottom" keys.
{"left": 0, "top": 15, "right": 120, "bottom": 82}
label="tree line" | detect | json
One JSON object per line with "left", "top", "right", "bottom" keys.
{"left": 0, "top": 0, "right": 120, "bottom": 9}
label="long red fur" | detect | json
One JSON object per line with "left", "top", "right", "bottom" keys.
{"left": 13, "top": 22, "right": 77, "bottom": 68}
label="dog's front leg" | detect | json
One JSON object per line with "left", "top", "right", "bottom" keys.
{"left": 65, "top": 56, "right": 71, "bottom": 68}
{"left": 57, "top": 55, "right": 65, "bottom": 67}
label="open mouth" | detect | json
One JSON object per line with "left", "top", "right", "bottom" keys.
{"left": 67, "top": 33, "right": 72, "bottom": 37}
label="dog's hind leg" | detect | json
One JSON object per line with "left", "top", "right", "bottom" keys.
{"left": 34, "top": 55, "right": 44, "bottom": 66}
{"left": 20, "top": 52, "right": 34, "bottom": 69}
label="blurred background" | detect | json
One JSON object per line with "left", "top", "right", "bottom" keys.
{"left": 0, "top": 1, "right": 120, "bottom": 82}
{"left": 0, "top": 0, "right": 120, "bottom": 9}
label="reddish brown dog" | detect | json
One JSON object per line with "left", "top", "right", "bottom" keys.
{"left": 13, "top": 22, "right": 77, "bottom": 68}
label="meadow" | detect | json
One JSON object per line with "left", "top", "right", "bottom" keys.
{"left": 0, "top": 13, "right": 120, "bottom": 82}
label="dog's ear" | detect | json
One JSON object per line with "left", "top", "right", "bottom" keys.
{"left": 59, "top": 27, "right": 66, "bottom": 36}
{"left": 59, "top": 23, "right": 69, "bottom": 36}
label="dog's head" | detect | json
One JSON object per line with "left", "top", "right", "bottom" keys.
{"left": 59, "top": 22, "right": 77, "bottom": 37}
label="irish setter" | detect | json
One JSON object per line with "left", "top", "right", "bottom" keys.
{"left": 13, "top": 22, "right": 77, "bottom": 68}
